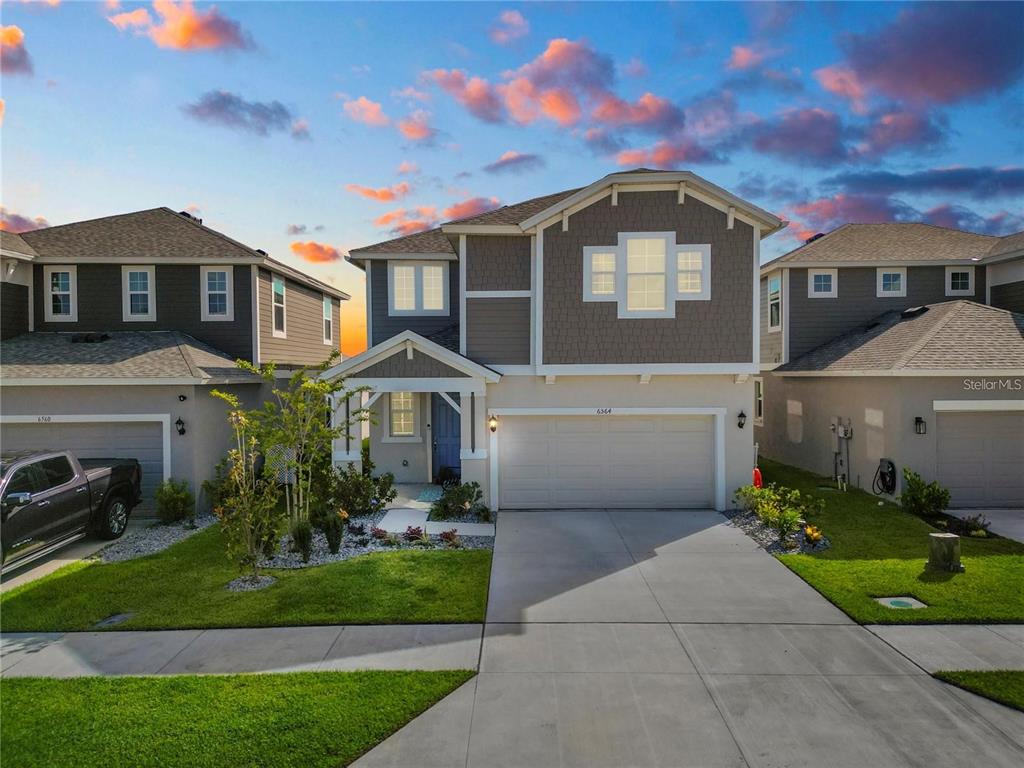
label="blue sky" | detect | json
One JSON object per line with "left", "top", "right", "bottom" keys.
{"left": 3, "top": 1, "right": 1022, "bottom": 354}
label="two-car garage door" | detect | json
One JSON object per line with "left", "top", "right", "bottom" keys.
{"left": 498, "top": 415, "right": 714, "bottom": 508}
{"left": 936, "top": 411, "right": 1024, "bottom": 508}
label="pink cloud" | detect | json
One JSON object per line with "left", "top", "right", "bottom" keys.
{"left": 785, "top": 193, "right": 915, "bottom": 241}
{"left": 374, "top": 206, "right": 440, "bottom": 235}
{"left": 425, "top": 69, "right": 504, "bottom": 123}
{"left": 726, "top": 45, "right": 775, "bottom": 71}
{"left": 614, "top": 139, "right": 718, "bottom": 169}
{"left": 290, "top": 241, "right": 342, "bottom": 263}
{"left": 138, "top": 0, "right": 252, "bottom": 51}
{"left": 1, "top": 25, "right": 32, "bottom": 75}
{"left": 393, "top": 85, "right": 430, "bottom": 103}
{"left": 396, "top": 160, "right": 420, "bottom": 175}
{"left": 510, "top": 38, "right": 614, "bottom": 93}
{"left": 489, "top": 9, "right": 529, "bottom": 45}
{"left": 752, "top": 107, "right": 849, "bottom": 165}
{"left": 344, "top": 182, "right": 411, "bottom": 202}
{"left": 538, "top": 87, "right": 581, "bottom": 127}
{"left": 622, "top": 57, "right": 648, "bottom": 78}
{"left": 857, "top": 110, "right": 945, "bottom": 157}
{"left": 443, "top": 197, "right": 501, "bottom": 221}
{"left": 591, "top": 92, "right": 684, "bottom": 133}
{"left": 107, "top": 8, "right": 152, "bottom": 31}
{"left": 483, "top": 150, "right": 544, "bottom": 174}
{"left": 343, "top": 96, "right": 390, "bottom": 127}
{"left": 0, "top": 206, "right": 50, "bottom": 233}
{"left": 814, "top": 65, "right": 869, "bottom": 114}
{"left": 397, "top": 110, "right": 435, "bottom": 142}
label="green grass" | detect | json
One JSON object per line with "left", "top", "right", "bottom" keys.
{"left": 762, "top": 459, "right": 1024, "bottom": 624}
{"left": 0, "top": 670, "right": 474, "bottom": 768}
{"left": 934, "top": 671, "right": 1024, "bottom": 712}
{"left": 0, "top": 525, "right": 491, "bottom": 631}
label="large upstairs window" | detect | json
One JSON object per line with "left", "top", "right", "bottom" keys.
{"left": 388, "top": 261, "right": 449, "bottom": 316}
{"left": 201, "top": 266, "right": 233, "bottom": 321}
{"left": 122, "top": 265, "right": 156, "bottom": 321}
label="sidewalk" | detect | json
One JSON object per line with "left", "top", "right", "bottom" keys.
{"left": 868, "top": 624, "right": 1024, "bottom": 672}
{"left": 1, "top": 624, "right": 482, "bottom": 677}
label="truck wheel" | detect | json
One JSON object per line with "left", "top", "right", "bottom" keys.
{"left": 97, "top": 496, "right": 131, "bottom": 539}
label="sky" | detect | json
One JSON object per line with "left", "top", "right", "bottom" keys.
{"left": 2, "top": 1, "right": 1023, "bottom": 356}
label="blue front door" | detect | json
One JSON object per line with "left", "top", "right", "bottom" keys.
{"left": 431, "top": 393, "right": 461, "bottom": 481}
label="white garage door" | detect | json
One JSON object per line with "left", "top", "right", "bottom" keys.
{"left": 498, "top": 415, "right": 714, "bottom": 509}
{"left": 0, "top": 421, "right": 165, "bottom": 512}
{"left": 936, "top": 411, "right": 1024, "bottom": 508}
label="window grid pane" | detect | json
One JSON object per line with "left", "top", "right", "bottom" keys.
{"left": 393, "top": 266, "right": 416, "bottom": 310}
{"left": 813, "top": 274, "right": 832, "bottom": 293}
{"left": 323, "top": 297, "right": 332, "bottom": 320}
{"left": 51, "top": 272, "right": 70, "bottom": 292}
{"left": 882, "top": 273, "right": 901, "bottom": 292}
{"left": 626, "top": 238, "right": 666, "bottom": 274}
{"left": 51, "top": 294, "right": 71, "bottom": 315}
{"left": 273, "top": 278, "right": 285, "bottom": 304}
{"left": 678, "top": 272, "right": 702, "bottom": 293}
{"left": 677, "top": 251, "right": 703, "bottom": 272}
{"left": 274, "top": 305, "right": 285, "bottom": 331}
{"left": 951, "top": 272, "right": 969, "bottom": 291}
{"left": 130, "top": 294, "right": 149, "bottom": 315}
{"left": 591, "top": 252, "right": 616, "bottom": 272}
{"left": 207, "top": 271, "right": 227, "bottom": 292}
{"left": 390, "top": 392, "right": 414, "bottom": 436}
{"left": 422, "top": 265, "right": 444, "bottom": 310}
{"left": 128, "top": 272, "right": 148, "bottom": 292}
{"left": 627, "top": 274, "right": 665, "bottom": 311}
{"left": 208, "top": 294, "right": 227, "bottom": 315}
{"left": 591, "top": 272, "right": 616, "bottom": 295}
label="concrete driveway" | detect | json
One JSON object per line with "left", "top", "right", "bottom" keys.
{"left": 949, "top": 508, "right": 1024, "bottom": 543}
{"left": 355, "top": 509, "right": 1024, "bottom": 768}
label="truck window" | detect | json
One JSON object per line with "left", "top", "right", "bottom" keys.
{"left": 38, "top": 456, "right": 75, "bottom": 489}
{"left": 4, "top": 465, "right": 45, "bottom": 496}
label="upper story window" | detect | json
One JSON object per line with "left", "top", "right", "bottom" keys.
{"left": 43, "top": 265, "right": 77, "bottom": 322}
{"left": 387, "top": 261, "right": 449, "bottom": 316}
{"left": 807, "top": 268, "right": 837, "bottom": 298}
{"left": 767, "top": 275, "right": 781, "bottom": 333}
{"left": 272, "top": 276, "right": 286, "bottom": 337}
{"left": 753, "top": 377, "right": 764, "bottom": 426}
{"left": 201, "top": 266, "right": 233, "bottom": 322}
{"left": 582, "top": 232, "right": 710, "bottom": 319}
{"left": 876, "top": 267, "right": 906, "bottom": 298}
{"left": 388, "top": 391, "right": 416, "bottom": 439}
{"left": 322, "top": 295, "right": 333, "bottom": 345}
{"left": 945, "top": 266, "right": 974, "bottom": 297}
{"left": 122, "top": 265, "right": 156, "bottom": 322}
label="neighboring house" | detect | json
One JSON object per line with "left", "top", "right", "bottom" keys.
{"left": 0, "top": 208, "right": 349, "bottom": 511}
{"left": 324, "top": 170, "right": 783, "bottom": 511}
{"left": 755, "top": 223, "right": 1024, "bottom": 507}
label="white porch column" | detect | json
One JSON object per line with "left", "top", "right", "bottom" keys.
{"left": 332, "top": 391, "right": 364, "bottom": 472}
{"left": 459, "top": 389, "right": 489, "bottom": 498}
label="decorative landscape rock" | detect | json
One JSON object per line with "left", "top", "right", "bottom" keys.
{"left": 100, "top": 515, "right": 217, "bottom": 563}
{"left": 227, "top": 574, "right": 277, "bottom": 592}
{"left": 723, "top": 508, "right": 831, "bottom": 555}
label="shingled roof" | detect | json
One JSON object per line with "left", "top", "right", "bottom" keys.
{"left": 348, "top": 227, "right": 455, "bottom": 256}
{"left": 0, "top": 331, "right": 262, "bottom": 382}
{"left": 986, "top": 230, "right": 1024, "bottom": 261}
{"left": 0, "top": 231, "right": 38, "bottom": 259}
{"left": 777, "top": 300, "right": 1024, "bottom": 374}
{"left": 764, "top": 223, "right": 1000, "bottom": 269}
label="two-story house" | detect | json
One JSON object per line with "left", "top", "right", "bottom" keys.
{"left": 754, "top": 223, "right": 1024, "bottom": 508}
{"left": 0, "top": 207, "right": 348, "bottom": 509}
{"left": 324, "top": 170, "right": 784, "bottom": 511}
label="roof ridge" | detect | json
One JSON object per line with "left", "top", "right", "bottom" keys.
{"left": 893, "top": 302, "right": 964, "bottom": 368}
{"left": 172, "top": 331, "right": 202, "bottom": 378}
{"left": 157, "top": 207, "right": 267, "bottom": 259}
{"left": 763, "top": 224, "right": 850, "bottom": 268}
{"left": 19, "top": 208, "right": 167, "bottom": 240}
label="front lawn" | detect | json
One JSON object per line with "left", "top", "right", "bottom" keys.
{"left": 0, "top": 525, "right": 491, "bottom": 631}
{"left": 934, "top": 671, "right": 1024, "bottom": 712}
{"left": 0, "top": 670, "right": 473, "bottom": 768}
{"left": 762, "top": 459, "right": 1024, "bottom": 624}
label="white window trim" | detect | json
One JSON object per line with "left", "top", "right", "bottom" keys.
{"left": 753, "top": 377, "right": 764, "bottom": 426}
{"left": 272, "top": 276, "right": 287, "bottom": 338}
{"left": 580, "top": 232, "right": 711, "bottom": 319}
{"left": 43, "top": 265, "right": 77, "bottom": 322}
{"left": 807, "top": 268, "right": 837, "bottom": 298}
{"left": 876, "top": 267, "right": 907, "bottom": 298}
{"left": 383, "top": 391, "right": 421, "bottom": 443}
{"left": 767, "top": 275, "right": 781, "bottom": 334}
{"left": 945, "top": 265, "right": 974, "bottom": 297}
{"left": 200, "top": 266, "right": 234, "bottom": 322}
{"left": 387, "top": 261, "right": 450, "bottom": 316}
{"left": 121, "top": 265, "right": 156, "bottom": 322}
{"left": 322, "top": 294, "right": 333, "bottom": 345}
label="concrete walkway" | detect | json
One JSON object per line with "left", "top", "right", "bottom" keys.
{"left": 868, "top": 624, "right": 1024, "bottom": 672}
{"left": 354, "top": 508, "right": 1024, "bottom": 768}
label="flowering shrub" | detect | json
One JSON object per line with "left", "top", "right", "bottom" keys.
{"left": 439, "top": 529, "right": 462, "bottom": 549}
{"left": 371, "top": 526, "right": 388, "bottom": 540}
{"left": 430, "top": 481, "right": 490, "bottom": 521}
{"left": 804, "top": 525, "right": 823, "bottom": 544}
{"left": 733, "top": 483, "right": 823, "bottom": 537}
{"left": 403, "top": 526, "right": 424, "bottom": 542}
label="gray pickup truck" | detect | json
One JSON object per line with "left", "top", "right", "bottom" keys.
{"left": 1, "top": 450, "right": 142, "bottom": 574}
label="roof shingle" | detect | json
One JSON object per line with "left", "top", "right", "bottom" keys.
{"left": 0, "top": 231, "right": 38, "bottom": 258}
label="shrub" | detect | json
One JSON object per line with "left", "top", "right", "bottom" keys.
{"left": 899, "top": 469, "right": 950, "bottom": 520}
{"left": 291, "top": 520, "right": 314, "bottom": 563}
{"left": 439, "top": 529, "right": 462, "bottom": 548}
{"left": 774, "top": 507, "right": 803, "bottom": 538}
{"left": 328, "top": 464, "right": 398, "bottom": 518}
{"left": 154, "top": 479, "right": 195, "bottom": 525}
{"left": 201, "top": 458, "right": 231, "bottom": 513}
{"left": 734, "top": 482, "right": 823, "bottom": 540}
{"left": 322, "top": 514, "right": 345, "bottom": 554}
{"left": 804, "top": 525, "right": 824, "bottom": 544}
{"left": 385, "top": 532, "right": 400, "bottom": 547}
{"left": 403, "top": 526, "right": 424, "bottom": 542}
{"left": 958, "top": 513, "right": 990, "bottom": 538}
{"left": 371, "top": 526, "right": 388, "bottom": 540}
{"left": 430, "top": 482, "right": 489, "bottom": 521}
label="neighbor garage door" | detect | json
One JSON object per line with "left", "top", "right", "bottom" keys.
{"left": 0, "top": 421, "right": 165, "bottom": 512}
{"left": 936, "top": 411, "right": 1024, "bottom": 507}
{"left": 497, "top": 415, "right": 714, "bottom": 509}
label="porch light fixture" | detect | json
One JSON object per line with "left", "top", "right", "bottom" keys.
{"left": 175, "top": 417, "right": 186, "bottom": 436}
{"left": 737, "top": 411, "right": 746, "bottom": 429}
{"left": 488, "top": 415, "right": 498, "bottom": 433}
{"left": 914, "top": 417, "right": 927, "bottom": 435}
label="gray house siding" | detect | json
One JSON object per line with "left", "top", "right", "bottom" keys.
{"left": 356, "top": 349, "right": 469, "bottom": 378}
{"left": 759, "top": 276, "right": 783, "bottom": 366}
{"left": 368, "top": 260, "right": 459, "bottom": 347}
{"left": 465, "top": 235, "right": 531, "bottom": 291}
{"left": 542, "top": 191, "right": 754, "bottom": 365}
{"left": 1, "top": 283, "right": 29, "bottom": 340}
{"left": 257, "top": 268, "right": 336, "bottom": 367}
{"left": 788, "top": 265, "right": 987, "bottom": 360}
{"left": 466, "top": 297, "right": 531, "bottom": 365}
{"left": 991, "top": 280, "right": 1024, "bottom": 314}
{"left": 33, "top": 263, "right": 253, "bottom": 360}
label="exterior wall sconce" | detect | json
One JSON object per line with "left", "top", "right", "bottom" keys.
{"left": 488, "top": 415, "right": 499, "bottom": 433}
{"left": 175, "top": 417, "right": 186, "bottom": 436}
{"left": 737, "top": 411, "right": 746, "bottom": 429}
{"left": 178, "top": 394, "right": 187, "bottom": 402}
{"left": 914, "top": 417, "right": 927, "bottom": 435}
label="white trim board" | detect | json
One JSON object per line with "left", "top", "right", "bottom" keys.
{"left": 933, "top": 400, "right": 1024, "bottom": 412}
{"left": 486, "top": 406, "right": 729, "bottom": 512}
{"left": 535, "top": 363, "right": 759, "bottom": 376}
{"left": 0, "top": 413, "right": 172, "bottom": 481}
{"left": 776, "top": 369, "right": 1024, "bottom": 378}
{"left": 321, "top": 329, "right": 500, "bottom": 382}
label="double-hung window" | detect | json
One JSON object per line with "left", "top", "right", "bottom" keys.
{"left": 945, "top": 266, "right": 974, "bottom": 297}
{"left": 807, "top": 268, "right": 837, "bottom": 298}
{"left": 272, "top": 276, "right": 286, "bottom": 337}
{"left": 876, "top": 267, "right": 906, "bottom": 298}
{"left": 43, "top": 265, "right": 77, "bottom": 322}
{"left": 322, "top": 295, "right": 333, "bottom": 345}
{"left": 388, "top": 261, "right": 448, "bottom": 315}
{"left": 201, "top": 266, "right": 233, "bottom": 321}
{"left": 122, "top": 265, "right": 155, "bottom": 321}
{"left": 388, "top": 392, "right": 416, "bottom": 439}
{"left": 753, "top": 377, "right": 764, "bottom": 426}
{"left": 767, "top": 275, "right": 781, "bottom": 332}
{"left": 582, "top": 233, "right": 710, "bottom": 318}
